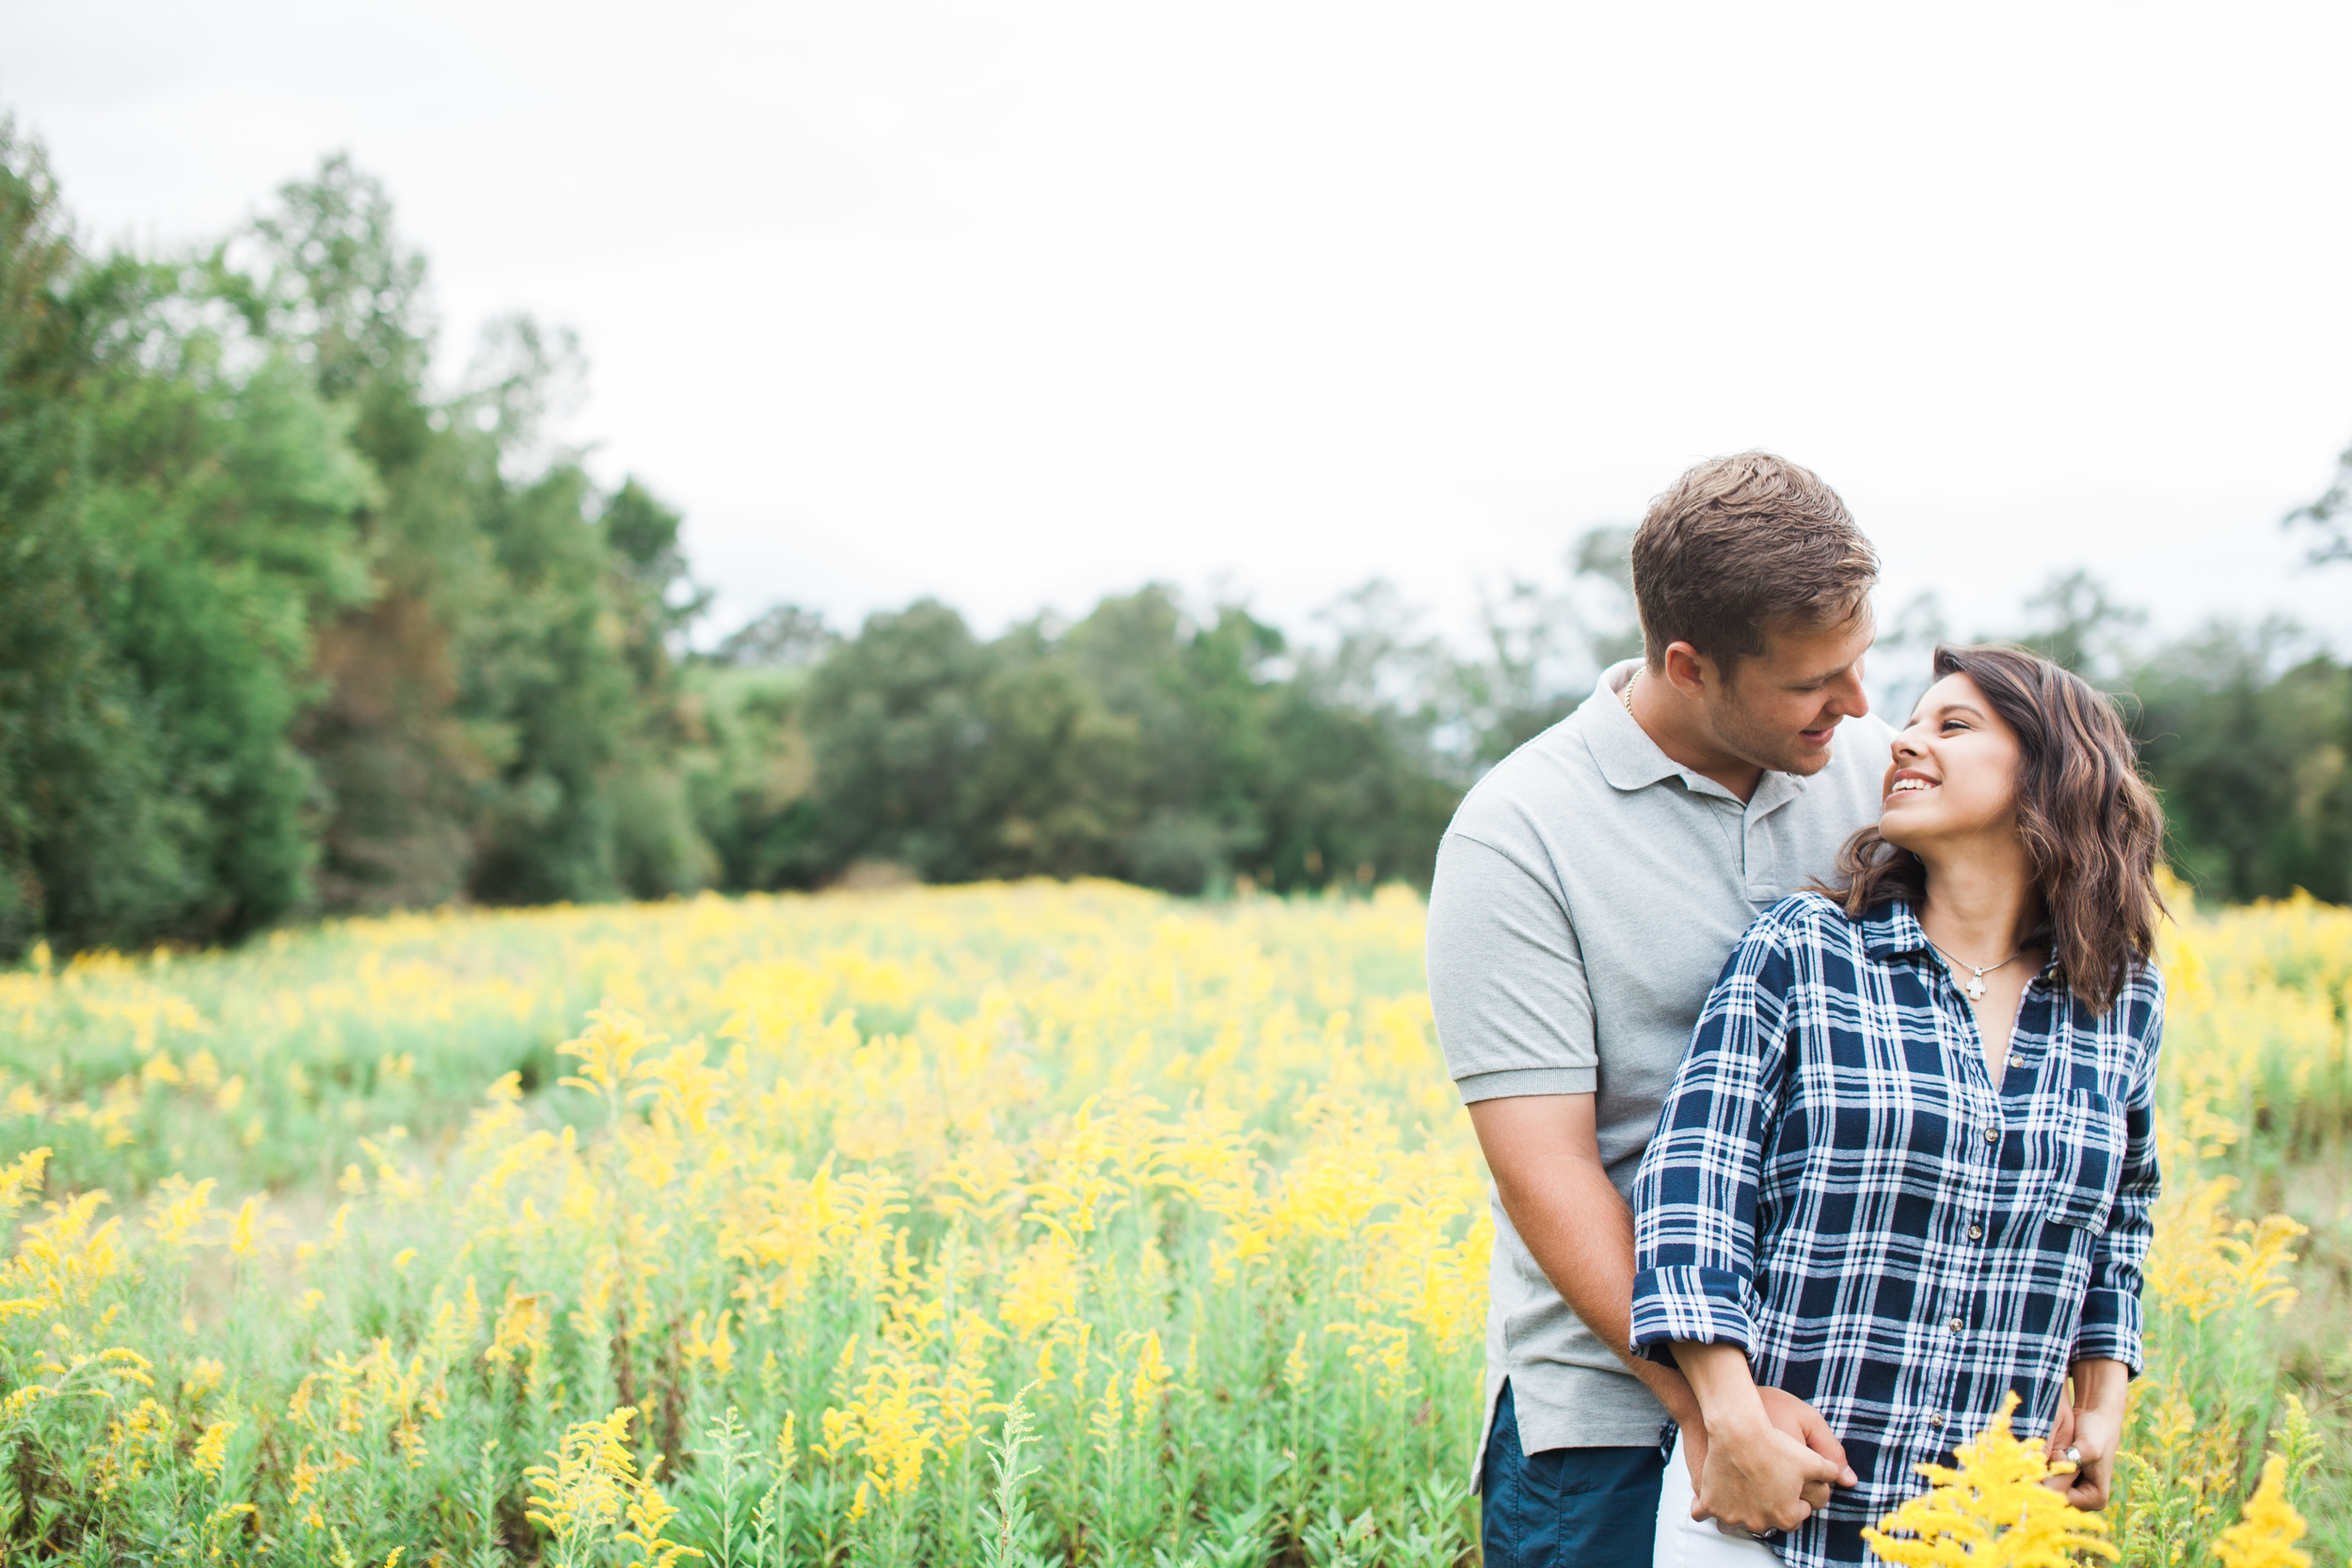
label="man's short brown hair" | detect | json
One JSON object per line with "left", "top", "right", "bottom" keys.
{"left": 1629, "top": 451, "right": 1878, "bottom": 671}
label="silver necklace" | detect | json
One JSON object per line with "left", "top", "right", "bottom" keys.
{"left": 1929, "top": 941, "right": 2025, "bottom": 1003}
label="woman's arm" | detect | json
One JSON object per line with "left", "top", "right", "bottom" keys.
{"left": 1631, "top": 908, "right": 1851, "bottom": 1528}
{"left": 1629, "top": 919, "right": 1793, "bottom": 1360}
{"left": 2070, "top": 975, "right": 2165, "bottom": 1382}
{"left": 2051, "top": 970, "right": 2165, "bottom": 1511}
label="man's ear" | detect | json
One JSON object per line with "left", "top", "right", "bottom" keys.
{"left": 1661, "top": 641, "right": 1716, "bottom": 699}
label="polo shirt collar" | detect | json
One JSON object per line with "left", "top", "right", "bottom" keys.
{"left": 1585, "top": 661, "right": 1813, "bottom": 814}
{"left": 1586, "top": 663, "right": 1685, "bottom": 791}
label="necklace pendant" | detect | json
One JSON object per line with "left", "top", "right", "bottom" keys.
{"left": 1965, "top": 974, "right": 1987, "bottom": 1002}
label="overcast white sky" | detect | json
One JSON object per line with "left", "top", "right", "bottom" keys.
{"left": 7, "top": 1, "right": 2350, "bottom": 676}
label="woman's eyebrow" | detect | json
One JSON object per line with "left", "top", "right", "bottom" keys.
{"left": 1907, "top": 702, "right": 1988, "bottom": 725}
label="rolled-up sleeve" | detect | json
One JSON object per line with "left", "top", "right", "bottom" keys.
{"left": 2073, "top": 973, "right": 2165, "bottom": 1371}
{"left": 1629, "top": 917, "right": 1795, "bottom": 1361}
{"left": 1425, "top": 832, "right": 1596, "bottom": 1103}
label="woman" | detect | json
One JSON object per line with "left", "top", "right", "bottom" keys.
{"left": 1628, "top": 644, "right": 2165, "bottom": 1568}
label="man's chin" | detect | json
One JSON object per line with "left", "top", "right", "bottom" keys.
{"left": 1774, "top": 739, "right": 1837, "bottom": 777}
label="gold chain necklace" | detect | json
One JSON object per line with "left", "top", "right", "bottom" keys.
{"left": 1621, "top": 666, "right": 1641, "bottom": 717}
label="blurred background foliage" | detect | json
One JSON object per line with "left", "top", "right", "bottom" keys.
{"left": 7, "top": 122, "right": 2352, "bottom": 959}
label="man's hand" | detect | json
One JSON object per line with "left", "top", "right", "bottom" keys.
{"left": 1672, "top": 1343, "right": 1846, "bottom": 1534}
{"left": 1692, "top": 1412, "right": 1846, "bottom": 1535}
{"left": 1681, "top": 1388, "right": 1855, "bottom": 1502}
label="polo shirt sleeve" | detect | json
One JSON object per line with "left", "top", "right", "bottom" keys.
{"left": 1425, "top": 831, "right": 1595, "bottom": 1103}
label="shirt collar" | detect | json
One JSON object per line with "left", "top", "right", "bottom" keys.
{"left": 1584, "top": 660, "right": 1813, "bottom": 813}
{"left": 1585, "top": 662, "right": 1685, "bottom": 791}
{"left": 1866, "top": 899, "right": 2069, "bottom": 989}
{"left": 1860, "top": 900, "right": 1933, "bottom": 963}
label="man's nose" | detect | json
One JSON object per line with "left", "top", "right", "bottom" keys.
{"left": 1836, "top": 667, "right": 1870, "bottom": 720}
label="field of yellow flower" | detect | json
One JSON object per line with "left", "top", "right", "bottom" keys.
{"left": 0, "top": 879, "right": 2341, "bottom": 1564}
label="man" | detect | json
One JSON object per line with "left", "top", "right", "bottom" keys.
{"left": 1427, "top": 452, "right": 1891, "bottom": 1567}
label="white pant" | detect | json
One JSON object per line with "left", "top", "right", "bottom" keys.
{"left": 1655, "top": 1433, "right": 1782, "bottom": 1568}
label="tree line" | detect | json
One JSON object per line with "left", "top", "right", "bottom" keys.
{"left": 4, "top": 125, "right": 2349, "bottom": 959}
{"left": 2, "top": 126, "right": 708, "bottom": 958}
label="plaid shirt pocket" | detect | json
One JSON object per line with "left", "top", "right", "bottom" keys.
{"left": 2043, "top": 1089, "right": 2126, "bottom": 1230}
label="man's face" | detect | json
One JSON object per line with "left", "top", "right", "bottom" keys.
{"left": 1697, "top": 609, "right": 1876, "bottom": 777}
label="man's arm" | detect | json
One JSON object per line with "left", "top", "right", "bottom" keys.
{"left": 1466, "top": 1093, "right": 1699, "bottom": 1423}
{"left": 1428, "top": 831, "right": 1844, "bottom": 1489}
{"left": 1465, "top": 1092, "right": 1851, "bottom": 1490}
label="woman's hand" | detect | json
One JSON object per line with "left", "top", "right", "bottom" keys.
{"left": 2043, "top": 1397, "right": 2076, "bottom": 1496}
{"left": 2056, "top": 1402, "right": 2122, "bottom": 1510}
{"left": 2044, "top": 1358, "right": 2129, "bottom": 1511}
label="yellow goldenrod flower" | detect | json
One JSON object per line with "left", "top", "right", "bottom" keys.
{"left": 2213, "top": 1457, "right": 2311, "bottom": 1568}
{"left": 1864, "top": 1392, "right": 2117, "bottom": 1567}
{"left": 183, "top": 1356, "right": 226, "bottom": 1401}
{"left": 0, "top": 1147, "right": 51, "bottom": 1218}
{"left": 681, "top": 1309, "right": 736, "bottom": 1378}
{"left": 192, "top": 1418, "right": 235, "bottom": 1478}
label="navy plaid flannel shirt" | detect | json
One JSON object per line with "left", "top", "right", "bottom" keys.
{"left": 1629, "top": 893, "right": 2162, "bottom": 1560}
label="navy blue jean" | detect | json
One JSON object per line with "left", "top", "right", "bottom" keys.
{"left": 1481, "top": 1380, "right": 1666, "bottom": 1568}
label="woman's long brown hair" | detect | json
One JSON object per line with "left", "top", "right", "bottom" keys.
{"left": 1818, "top": 644, "right": 2167, "bottom": 1012}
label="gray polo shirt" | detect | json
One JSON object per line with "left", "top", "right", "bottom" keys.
{"left": 1427, "top": 660, "right": 1893, "bottom": 1466}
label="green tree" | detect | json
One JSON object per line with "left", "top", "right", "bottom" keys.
{"left": 1254, "top": 580, "right": 1459, "bottom": 892}
{"left": 1450, "top": 523, "right": 1639, "bottom": 767}
{"left": 235, "top": 158, "right": 713, "bottom": 909}
{"left": 1, "top": 139, "right": 725, "bottom": 956}
{"left": 2129, "top": 624, "right": 2351, "bottom": 904}
{"left": 1, "top": 119, "right": 373, "bottom": 956}
{"left": 801, "top": 600, "right": 993, "bottom": 880}
{"left": 681, "top": 663, "right": 822, "bottom": 891}
{"left": 2286, "top": 433, "right": 2352, "bottom": 565}
{"left": 2014, "top": 566, "right": 2146, "bottom": 681}
{"left": 958, "top": 620, "right": 1139, "bottom": 879}
{"left": 230, "top": 153, "right": 494, "bottom": 909}
{"left": 1063, "top": 588, "right": 1280, "bottom": 892}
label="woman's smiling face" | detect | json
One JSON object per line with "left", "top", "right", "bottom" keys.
{"left": 1880, "top": 672, "right": 2024, "bottom": 854}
